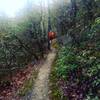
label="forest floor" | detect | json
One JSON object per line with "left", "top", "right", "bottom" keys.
{"left": 31, "top": 49, "right": 56, "bottom": 100}
{"left": 0, "top": 45, "right": 56, "bottom": 100}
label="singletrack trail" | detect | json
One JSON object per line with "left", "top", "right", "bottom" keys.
{"left": 32, "top": 49, "right": 56, "bottom": 100}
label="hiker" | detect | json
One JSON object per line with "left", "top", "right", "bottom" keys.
{"left": 48, "top": 31, "right": 56, "bottom": 50}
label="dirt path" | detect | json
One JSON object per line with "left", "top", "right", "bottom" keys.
{"left": 32, "top": 49, "right": 56, "bottom": 100}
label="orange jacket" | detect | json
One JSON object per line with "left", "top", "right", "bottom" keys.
{"left": 48, "top": 32, "right": 56, "bottom": 40}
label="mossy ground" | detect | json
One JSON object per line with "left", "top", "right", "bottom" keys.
{"left": 49, "top": 54, "right": 67, "bottom": 100}
{"left": 18, "top": 70, "right": 38, "bottom": 96}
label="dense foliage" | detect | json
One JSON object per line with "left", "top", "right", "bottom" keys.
{"left": 0, "top": 6, "right": 48, "bottom": 80}
{"left": 50, "top": 17, "right": 100, "bottom": 100}
{"left": 50, "top": 0, "right": 100, "bottom": 99}
{"left": 51, "top": 0, "right": 99, "bottom": 42}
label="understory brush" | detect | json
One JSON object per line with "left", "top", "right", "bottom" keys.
{"left": 50, "top": 17, "right": 100, "bottom": 100}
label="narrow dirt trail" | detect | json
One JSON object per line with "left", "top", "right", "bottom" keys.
{"left": 32, "top": 49, "right": 56, "bottom": 100}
